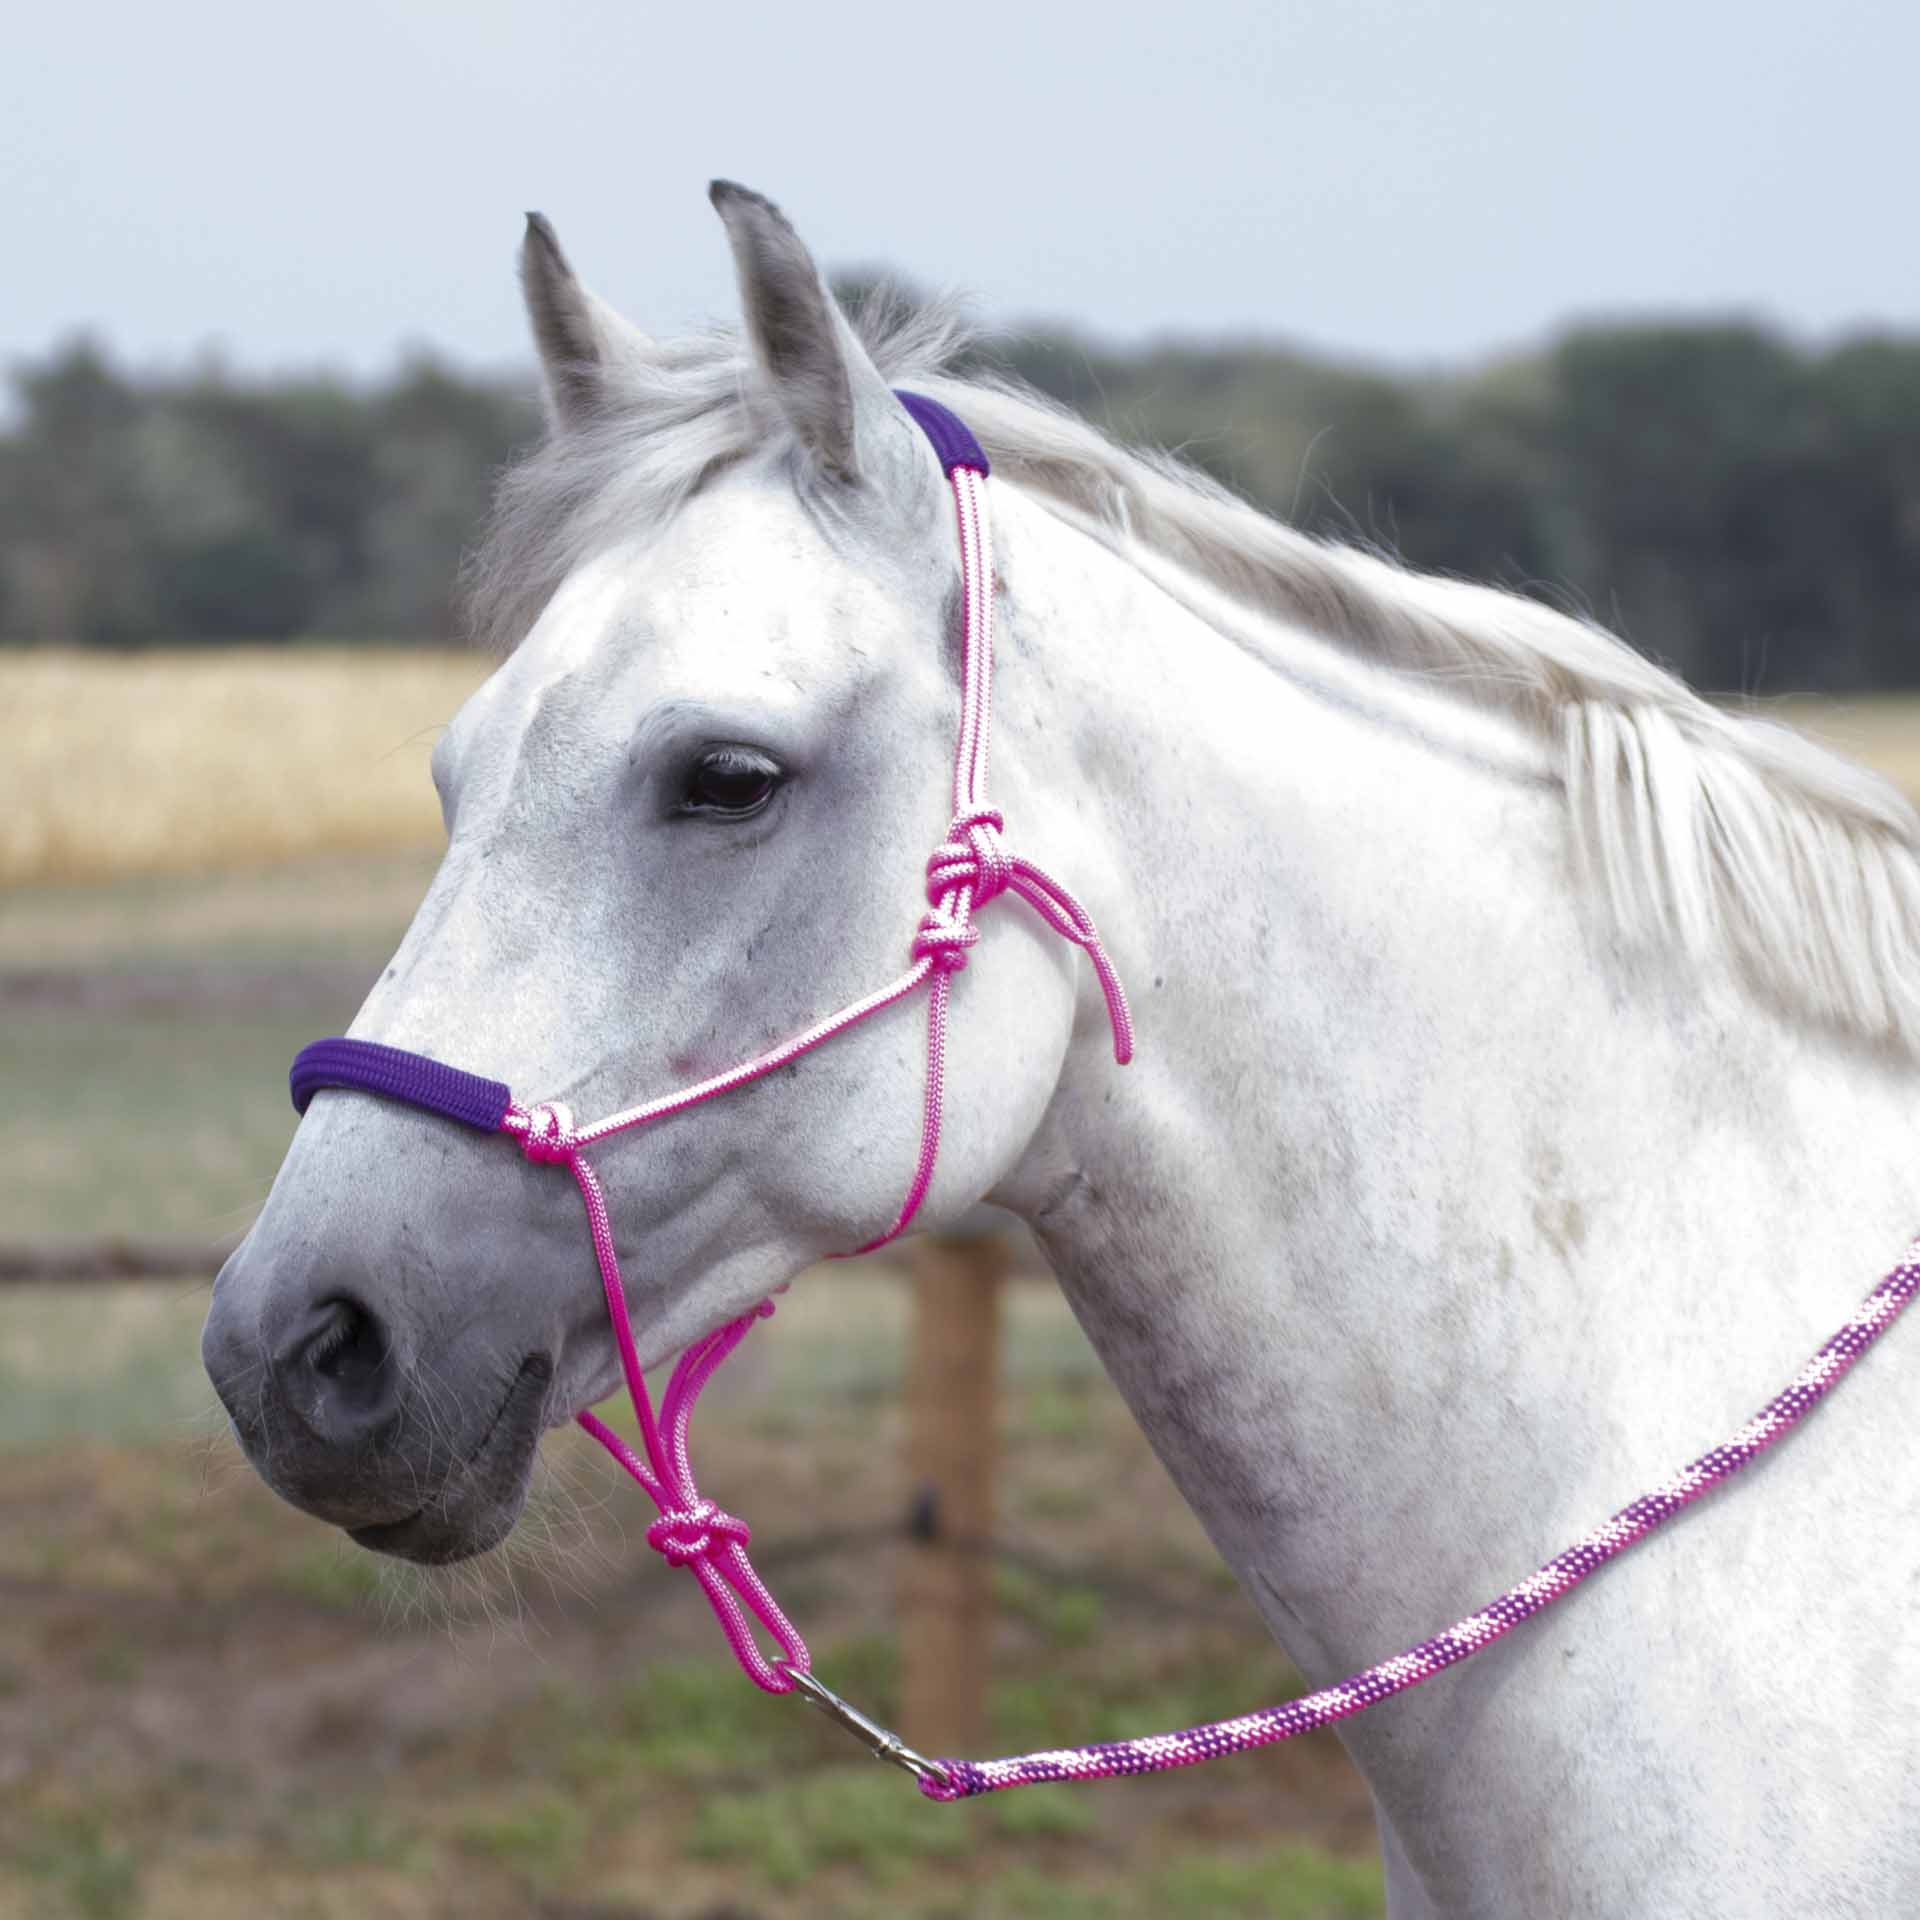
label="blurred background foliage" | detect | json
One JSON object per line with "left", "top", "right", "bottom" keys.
{"left": 4, "top": 298, "right": 1916, "bottom": 692}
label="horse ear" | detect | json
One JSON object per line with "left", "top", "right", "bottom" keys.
{"left": 708, "top": 180, "right": 907, "bottom": 489}
{"left": 519, "top": 212, "right": 652, "bottom": 429}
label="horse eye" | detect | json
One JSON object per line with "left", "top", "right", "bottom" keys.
{"left": 681, "top": 747, "right": 783, "bottom": 818}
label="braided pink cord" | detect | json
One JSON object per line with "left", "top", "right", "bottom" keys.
{"left": 500, "top": 457, "right": 1131, "bottom": 1694}
{"left": 505, "top": 1103, "right": 807, "bottom": 1690}
{"left": 917, "top": 1240, "right": 1920, "bottom": 1798}
{"left": 848, "top": 465, "right": 1131, "bottom": 1253}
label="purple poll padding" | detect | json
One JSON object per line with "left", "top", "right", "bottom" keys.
{"left": 894, "top": 389, "right": 990, "bottom": 477}
{"left": 290, "top": 1037, "right": 511, "bottom": 1134}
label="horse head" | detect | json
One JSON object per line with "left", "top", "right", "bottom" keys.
{"left": 201, "top": 185, "right": 1106, "bottom": 1563}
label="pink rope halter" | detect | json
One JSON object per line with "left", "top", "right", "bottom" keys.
{"left": 288, "top": 390, "right": 1920, "bottom": 1801}
{"left": 290, "top": 392, "right": 1129, "bottom": 1770}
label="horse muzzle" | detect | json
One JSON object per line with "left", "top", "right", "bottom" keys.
{"left": 202, "top": 1237, "right": 553, "bottom": 1562}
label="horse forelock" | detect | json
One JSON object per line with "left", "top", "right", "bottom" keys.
{"left": 461, "top": 286, "right": 970, "bottom": 659}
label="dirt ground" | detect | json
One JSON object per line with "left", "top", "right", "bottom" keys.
{"left": 0, "top": 1273, "right": 1380, "bottom": 1920}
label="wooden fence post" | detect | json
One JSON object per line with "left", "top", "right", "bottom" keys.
{"left": 899, "top": 1227, "right": 1010, "bottom": 1756}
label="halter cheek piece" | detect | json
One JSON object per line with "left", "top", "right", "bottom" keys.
{"left": 287, "top": 393, "right": 1920, "bottom": 1801}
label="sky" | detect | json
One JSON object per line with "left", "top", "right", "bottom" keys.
{"left": 4, "top": 0, "right": 1915, "bottom": 381}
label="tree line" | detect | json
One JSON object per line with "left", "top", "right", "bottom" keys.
{"left": 3, "top": 309, "right": 1915, "bottom": 693}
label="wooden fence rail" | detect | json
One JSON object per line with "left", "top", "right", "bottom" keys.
{"left": 0, "top": 1239, "right": 232, "bottom": 1285}
{"left": 0, "top": 1236, "right": 1054, "bottom": 1287}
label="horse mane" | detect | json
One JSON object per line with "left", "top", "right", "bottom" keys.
{"left": 465, "top": 291, "right": 1920, "bottom": 1055}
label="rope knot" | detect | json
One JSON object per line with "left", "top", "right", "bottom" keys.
{"left": 914, "top": 804, "right": 1012, "bottom": 972}
{"left": 519, "top": 1101, "right": 579, "bottom": 1166}
{"left": 645, "top": 1498, "right": 751, "bottom": 1568}
{"left": 911, "top": 903, "right": 981, "bottom": 973}
{"left": 924, "top": 805, "right": 1010, "bottom": 910}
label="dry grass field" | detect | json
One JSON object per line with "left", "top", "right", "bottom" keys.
{"left": 0, "top": 648, "right": 489, "bottom": 886}
{"left": 5, "top": 648, "right": 1917, "bottom": 891}
{"left": 1765, "top": 691, "right": 1920, "bottom": 803}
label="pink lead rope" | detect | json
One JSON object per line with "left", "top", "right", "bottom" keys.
{"left": 928, "top": 1239, "right": 1920, "bottom": 1797}
{"left": 289, "top": 392, "right": 1920, "bottom": 1800}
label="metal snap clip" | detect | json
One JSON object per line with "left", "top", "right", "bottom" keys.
{"left": 780, "top": 1664, "right": 952, "bottom": 1790}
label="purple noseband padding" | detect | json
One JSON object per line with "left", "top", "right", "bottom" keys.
{"left": 290, "top": 1037, "right": 512, "bottom": 1133}
{"left": 894, "top": 389, "right": 989, "bottom": 477}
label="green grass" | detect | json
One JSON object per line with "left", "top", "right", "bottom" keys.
{"left": 18, "top": 1811, "right": 141, "bottom": 1920}
{"left": 1150, "top": 1844, "right": 1385, "bottom": 1918}
{"left": 990, "top": 1638, "right": 1304, "bottom": 1753}
{"left": 0, "top": 1282, "right": 216, "bottom": 1453}
{"left": 953, "top": 1845, "right": 1386, "bottom": 1920}
{"left": 0, "top": 1002, "right": 351, "bottom": 1242}
{"left": 557, "top": 1657, "right": 798, "bottom": 1788}
{"left": 86, "top": 1643, "right": 143, "bottom": 1688}
{"left": 286, "top": 1800, "right": 424, "bottom": 1871}
{"left": 1017, "top": 1380, "right": 1098, "bottom": 1440}
{"left": 544, "top": 1639, "right": 906, "bottom": 1795}
{"left": 1084, "top": 1644, "right": 1306, "bottom": 1746}
{"left": 279, "top": 1542, "right": 390, "bottom": 1612}
{"left": 689, "top": 1765, "right": 976, "bottom": 1890}
{"left": 456, "top": 1790, "right": 588, "bottom": 1885}
{"left": 0, "top": 853, "right": 438, "bottom": 979}
{"left": 0, "top": 854, "right": 420, "bottom": 1243}
{"left": 991, "top": 1566, "right": 1106, "bottom": 1647}
{"left": 984, "top": 1784, "right": 1098, "bottom": 1841}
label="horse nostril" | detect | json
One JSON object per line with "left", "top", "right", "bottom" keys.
{"left": 307, "top": 1296, "right": 389, "bottom": 1391}
{"left": 282, "top": 1295, "right": 399, "bottom": 1439}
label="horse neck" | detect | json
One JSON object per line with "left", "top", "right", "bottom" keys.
{"left": 988, "top": 484, "right": 1920, "bottom": 1835}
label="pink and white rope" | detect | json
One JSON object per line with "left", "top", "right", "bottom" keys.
{"left": 918, "top": 1240, "right": 1920, "bottom": 1797}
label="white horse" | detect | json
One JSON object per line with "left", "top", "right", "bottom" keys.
{"left": 203, "top": 183, "right": 1920, "bottom": 1916}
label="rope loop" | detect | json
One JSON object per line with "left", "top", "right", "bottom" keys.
{"left": 519, "top": 1101, "right": 580, "bottom": 1166}
{"left": 645, "top": 1498, "right": 751, "bottom": 1568}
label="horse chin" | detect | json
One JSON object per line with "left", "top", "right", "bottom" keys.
{"left": 348, "top": 1352, "right": 553, "bottom": 1566}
